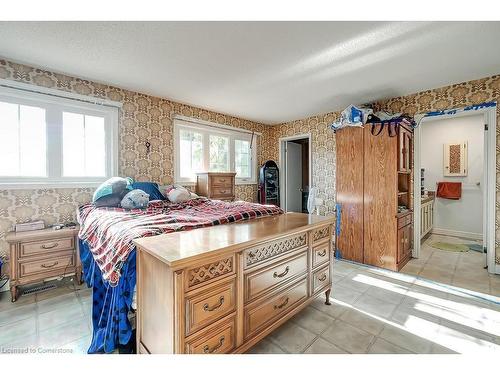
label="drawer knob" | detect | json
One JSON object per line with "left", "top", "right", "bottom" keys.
{"left": 318, "top": 249, "right": 327, "bottom": 257}
{"left": 41, "top": 242, "right": 59, "bottom": 249}
{"left": 203, "top": 336, "right": 225, "bottom": 354}
{"left": 203, "top": 296, "right": 225, "bottom": 312}
{"left": 41, "top": 261, "right": 59, "bottom": 269}
{"left": 219, "top": 179, "right": 226, "bottom": 182}
{"left": 273, "top": 266, "right": 290, "bottom": 278}
{"left": 274, "top": 297, "right": 289, "bottom": 310}
{"left": 318, "top": 273, "right": 327, "bottom": 282}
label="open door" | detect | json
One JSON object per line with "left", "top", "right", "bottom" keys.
{"left": 285, "top": 141, "right": 303, "bottom": 212}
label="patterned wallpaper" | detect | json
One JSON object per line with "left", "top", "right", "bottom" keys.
{"left": 0, "top": 59, "right": 266, "bottom": 259}
{"left": 264, "top": 75, "right": 500, "bottom": 264}
{"left": 262, "top": 112, "right": 340, "bottom": 216}
{"left": 1, "top": 57, "right": 499, "bottom": 265}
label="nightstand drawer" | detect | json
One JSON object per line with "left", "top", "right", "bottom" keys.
{"left": 211, "top": 176, "right": 233, "bottom": 187}
{"left": 211, "top": 186, "right": 233, "bottom": 198}
{"left": 20, "top": 237, "right": 75, "bottom": 258}
{"left": 19, "top": 252, "right": 75, "bottom": 278}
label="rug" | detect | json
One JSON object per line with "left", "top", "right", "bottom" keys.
{"left": 430, "top": 242, "right": 469, "bottom": 252}
{"left": 467, "top": 243, "right": 484, "bottom": 253}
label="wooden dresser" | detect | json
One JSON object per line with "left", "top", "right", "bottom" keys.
{"left": 6, "top": 227, "right": 82, "bottom": 302}
{"left": 133, "top": 213, "right": 335, "bottom": 354}
{"left": 336, "top": 123, "right": 413, "bottom": 271}
{"left": 196, "top": 172, "right": 236, "bottom": 201}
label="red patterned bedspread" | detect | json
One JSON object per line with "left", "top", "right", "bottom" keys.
{"left": 77, "top": 198, "right": 283, "bottom": 285}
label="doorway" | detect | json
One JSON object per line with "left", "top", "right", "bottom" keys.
{"left": 279, "top": 134, "right": 311, "bottom": 213}
{"left": 404, "top": 105, "right": 498, "bottom": 290}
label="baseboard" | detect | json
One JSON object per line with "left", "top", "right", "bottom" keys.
{"left": 431, "top": 227, "right": 482, "bottom": 241}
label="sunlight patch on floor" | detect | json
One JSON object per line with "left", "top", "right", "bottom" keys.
{"left": 341, "top": 267, "right": 500, "bottom": 353}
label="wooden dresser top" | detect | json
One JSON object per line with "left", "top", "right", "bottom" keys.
{"left": 134, "top": 213, "right": 335, "bottom": 268}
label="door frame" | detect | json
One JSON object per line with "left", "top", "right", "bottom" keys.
{"left": 413, "top": 105, "right": 498, "bottom": 274}
{"left": 278, "top": 134, "right": 312, "bottom": 211}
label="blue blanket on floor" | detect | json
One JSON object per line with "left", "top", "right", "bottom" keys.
{"left": 79, "top": 239, "right": 136, "bottom": 354}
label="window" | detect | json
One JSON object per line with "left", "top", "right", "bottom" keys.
{"left": 209, "top": 135, "right": 229, "bottom": 172}
{"left": 0, "top": 102, "right": 46, "bottom": 177}
{"left": 174, "top": 118, "right": 258, "bottom": 184}
{"left": 179, "top": 128, "right": 203, "bottom": 180}
{"left": 0, "top": 84, "right": 119, "bottom": 187}
{"left": 235, "top": 139, "right": 251, "bottom": 178}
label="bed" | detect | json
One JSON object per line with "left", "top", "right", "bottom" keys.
{"left": 77, "top": 197, "right": 283, "bottom": 353}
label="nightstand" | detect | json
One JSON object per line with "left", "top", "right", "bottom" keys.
{"left": 196, "top": 172, "right": 236, "bottom": 201}
{"left": 5, "top": 226, "right": 82, "bottom": 302}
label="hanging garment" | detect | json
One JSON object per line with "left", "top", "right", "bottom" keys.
{"left": 436, "top": 182, "right": 462, "bottom": 200}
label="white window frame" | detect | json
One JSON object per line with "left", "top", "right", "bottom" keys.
{"left": 173, "top": 116, "right": 258, "bottom": 185}
{"left": 0, "top": 83, "right": 120, "bottom": 189}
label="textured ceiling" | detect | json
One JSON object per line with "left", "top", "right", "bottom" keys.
{"left": 0, "top": 21, "right": 500, "bottom": 124}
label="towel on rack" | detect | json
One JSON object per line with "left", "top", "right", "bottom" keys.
{"left": 436, "top": 182, "right": 462, "bottom": 200}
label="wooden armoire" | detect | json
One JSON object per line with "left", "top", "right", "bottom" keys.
{"left": 336, "top": 123, "right": 413, "bottom": 271}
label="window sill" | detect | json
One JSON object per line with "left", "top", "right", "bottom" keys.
{"left": 0, "top": 181, "right": 104, "bottom": 190}
{"left": 235, "top": 181, "right": 258, "bottom": 186}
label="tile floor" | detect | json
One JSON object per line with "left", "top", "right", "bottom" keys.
{"left": 1, "top": 248, "right": 499, "bottom": 354}
{"left": 401, "top": 234, "right": 497, "bottom": 295}
{"left": 248, "top": 259, "right": 500, "bottom": 354}
{"left": 0, "top": 280, "right": 92, "bottom": 354}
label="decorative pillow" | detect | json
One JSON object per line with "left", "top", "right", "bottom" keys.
{"left": 94, "top": 194, "right": 124, "bottom": 208}
{"left": 131, "top": 182, "right": 165, "bottom": 201}
{"left": 121, "top": 189, "right": 150, "bottom": 209}
{"left": 164, "top": 184, "right": 192, "bottom": 203}
{"left": 93, "top": 177, "right": 134, "bottom": 207}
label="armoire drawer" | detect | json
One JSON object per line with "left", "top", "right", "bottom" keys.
{"left": 397, "top": 214, "right": 413, "bottom": 229}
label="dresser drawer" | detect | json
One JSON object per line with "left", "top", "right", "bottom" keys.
{"left": 185, "top": 280, "right": 236, "bottom": 336}
{"left": 312, "top": 225, "right": 331, "bottom": 244}
{"left": 20, "top": 237, "right": 75, "bottom": 258}
{"left": 244, "top": 251, "right": 307, "bottom": 302}
{"left": 312, "top": 240, "right": 330, "bottom": 269}
{"left": 244, "top": 277, "right": 307, "bottom": 339}
{"left": 19, "top": 252, "right": 75, "bottom": 278}
{"left": 211, "top": 176, "right": 233, "bottom": 187}
{"left": 244, "top": 232, "right": 307, "bottom": 269}
{"left": 185, "top": 316, "right": 236, "bottom": 354}
{"left": 211, "top": 186, "right": 233, "bottom": 198}
{"left": 312, "top": 265, "right": 331, "bottom": 295}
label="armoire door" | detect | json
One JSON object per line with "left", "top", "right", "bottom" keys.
{"left": 335, "top": 127, "right": 364, "bottom": 263}
{"left": 363, "top": 126, "right": 398, "bottom": 269}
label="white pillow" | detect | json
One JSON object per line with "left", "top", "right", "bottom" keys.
{"left": 167, "top": 186, "right": 191, "bottom": 203}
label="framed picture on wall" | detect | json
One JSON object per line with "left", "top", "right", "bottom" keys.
{"left": 443, "top": 141, "right": 468, "bottom": 176}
